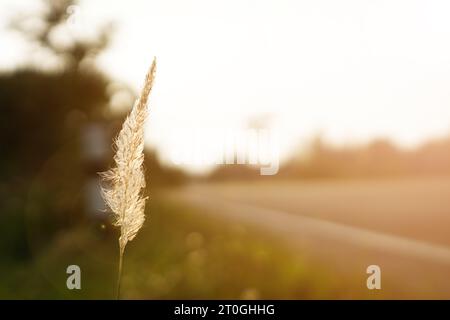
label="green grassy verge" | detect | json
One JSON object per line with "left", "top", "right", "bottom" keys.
{"left": 1, "top": 196, "right": 341, "bottom": 299}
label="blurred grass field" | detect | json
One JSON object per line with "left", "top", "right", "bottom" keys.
{"left": 0, "top": 193, "right": 352, "bottom": 299}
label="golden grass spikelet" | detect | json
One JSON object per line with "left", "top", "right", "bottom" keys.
{"left": 100, "top": 58, "right": 156, "bottom": 298}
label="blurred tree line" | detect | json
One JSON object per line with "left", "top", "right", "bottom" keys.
{"left": 0, "top": 0, "right": 186, "bottom": 262}
{"left": 281, "top": 135, "right": 450, "bottom": 179}
{"left": 208, "top": 135, "right": 450, "bottom": 181}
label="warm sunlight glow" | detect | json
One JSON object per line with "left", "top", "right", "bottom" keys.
{"left": 3, "top": 0, "right": 450, "bottom": 169}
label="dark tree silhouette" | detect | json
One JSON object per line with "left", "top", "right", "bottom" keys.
{"left": 0, "top": 0, "right": 185, "bottom": 261}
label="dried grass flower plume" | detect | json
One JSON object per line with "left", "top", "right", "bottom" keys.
{"left": 100, "top": 58, "right": 156, "bottom": 298}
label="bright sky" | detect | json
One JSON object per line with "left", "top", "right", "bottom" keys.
{"left": 2, "top": 0, "right": 450, "bottom": 169}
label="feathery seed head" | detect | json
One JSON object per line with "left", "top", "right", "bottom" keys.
{"left": 100, "top": 58, "right": 156, "bottom": 252}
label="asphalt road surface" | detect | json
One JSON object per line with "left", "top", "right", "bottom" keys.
{"left": 167, "top": 178, "right": 450, "bottom": 299}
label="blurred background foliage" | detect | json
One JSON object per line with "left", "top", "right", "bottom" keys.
{"left": 207, "top": 135, "right": 450, "bottom": 181}
{"left": 0, "top": 0, "right": 186, "bottom": 265}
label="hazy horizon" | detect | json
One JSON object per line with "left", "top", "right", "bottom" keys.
{"left": 2, "top": 0, "right": 450, "bottom": 172}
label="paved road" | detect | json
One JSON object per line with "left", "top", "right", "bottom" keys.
{"left": 167, "top": 179, "right": 450, "bottom": 299}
